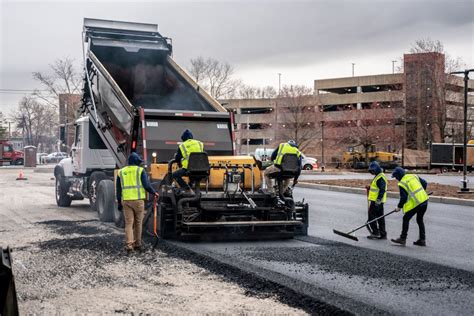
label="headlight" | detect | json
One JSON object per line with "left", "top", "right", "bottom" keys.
{"left": 152, "top": 152, "right": 157, "bottom": 158}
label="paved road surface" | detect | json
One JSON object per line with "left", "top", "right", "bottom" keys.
{"left": 300, "top": 172, "right": 474, "bottom": 187}
{"left": 177, "top": 187, "right": 474, "bottom": 314}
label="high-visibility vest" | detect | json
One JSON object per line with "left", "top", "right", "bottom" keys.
{"left": 368, "top": 173, "right": 387, "bottom": 203}
{"left": 398, "top": 174, "right": 429, "bottom": 213}
{"left": 274, "top": 143, "right": 301, "bottom": 166}
{"left": 118, "top": 165, "right": 146, "bottom": 201}
{"left": 179, "top": 139, "right": 204, "bottom": 169}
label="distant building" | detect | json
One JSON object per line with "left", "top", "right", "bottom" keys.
{"left": 222, "top": 53, "right": 474, "bottom": 163}
{"left": 59, "top": 94, "right": 82, "bottom": 151}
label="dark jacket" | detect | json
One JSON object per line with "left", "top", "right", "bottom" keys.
{"left": 270, "top": 143, "right": 302, "bottom": 180}
{"left": 116, "top": 153, "right": 156, "bottom": 202}
{"left": 175, "top": 129, "right": 194, "bottom": 168}
{"left": 392, "top": 167, "right": 428, "bottom": 209}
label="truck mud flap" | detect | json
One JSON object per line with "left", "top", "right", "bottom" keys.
{"left": 0, "top": 247, "right": 19, "bottom": 316}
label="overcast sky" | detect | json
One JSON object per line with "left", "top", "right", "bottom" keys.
{"left": 1, "top": 0, "right": 473, "bottom": 115}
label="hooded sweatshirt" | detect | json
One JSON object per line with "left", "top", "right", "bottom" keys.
{"left": 175, "top": 129, "right": 194, "bottom": 168}
{"left": 116, "top": 152, "right": 156, "bottom": 202}
{"left": 369, "top": 162, "right": 386, "bottom": 202}
{"left": 392, "top": 167, "right": 428, "bottom": 209}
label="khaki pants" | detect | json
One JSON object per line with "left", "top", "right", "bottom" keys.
{"left": 122, "top": 200, "right": 145, "bottom": 250}
{"left": 264, "top": 165, "right": 291, "bottom": 194}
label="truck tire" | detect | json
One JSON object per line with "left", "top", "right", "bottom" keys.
{"left": 56, "top": 176, "right": 72, "bottom": 207}
{"left": 14, "top": 158, "right": 24, "bottom": 165}
{"left": 114, "top": 202, "right": 125, "bottom": 228}
{"left": 97, "top": 180, "right": 114, "bottom": 222}
{"left": 89, "top": 172, "right": 107, "bottom": 212}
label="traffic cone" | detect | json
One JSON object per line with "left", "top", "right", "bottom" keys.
{"left": 16, "top": 169, "right": 27, "bottom": 181}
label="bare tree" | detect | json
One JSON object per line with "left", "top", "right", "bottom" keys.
{"left": 32, "top": 57, "right": 82, "bottom": 107}
{"left": 237, "top": 85, "right": 278, "bottom": 99}
{"left": 276, "top": 85, "right": 321, "bottom": 152}
{"left": 409, "top": 38, "right": 466, "bottom": 73}
{"left": 12, "top": 96, "right": 58, "bottom": 147}
{"left": 188, "top": 57, "right": 241, "bottom": 99}
{"left": 0, "top": 112, "right": 7, "bottom": 139}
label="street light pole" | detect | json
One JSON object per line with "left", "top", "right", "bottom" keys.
{"left": 278, "top": 73, "right": 282, "bottom": 96}
{"left": 451, "top": 69, "right": 474, "bottom": 193}
{"left": 351, "top": 63, "right": 355, "bottom": 77}
{"left": 392, "top": 60, "right": 396, "bottom": 74}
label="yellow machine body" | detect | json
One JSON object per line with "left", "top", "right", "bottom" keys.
{"left": 149, "top": 155, "right": 262, "bottom": 190}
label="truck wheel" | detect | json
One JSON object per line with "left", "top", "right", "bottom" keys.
{"left": 14, "top": 158, "right": 24, "bottom": 165}
{"left": 56, "top": 176, "right": 72, "bottom": 207}
{"left": 89, "top": 172, "right": 107, "bottom": 212}
{"left": 114, "top": 203, "right": 125, "bottom": 228}
{"left": 97, "top": 180, "right": 114, "bottom": 222}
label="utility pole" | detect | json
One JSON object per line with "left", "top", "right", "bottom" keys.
{"left": 351, "top": 63, "right": 355, "bottom": 77}
{"left": 451, "top": 69, "right": 474, "bottom": 193}
{"left": 392, "top": 60, "right": 396, "bottom": 74}
{"left": 321, "top": 120, "right": 325, "bottom": 171}
{"left": 278, "top": 73, "right": 282, "bottom": 96}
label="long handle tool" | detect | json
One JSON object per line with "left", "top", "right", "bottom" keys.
{"left": 333, "top": 210, "right": 397, "bottom": 241}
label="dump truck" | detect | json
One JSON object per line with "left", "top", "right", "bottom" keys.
{"left": 54, "top": 18, "right": 308, "bottom": 239}
{"left": 0, "top": 140, "right": 24, "bottom": 166}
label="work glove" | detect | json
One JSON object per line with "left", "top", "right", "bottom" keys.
{"left": 375, "top": 199, "right": 382, "bottom": 206}
{"left": 117, "top": 203, "right": 123, "bottom": 211}
{"left": 154, "top": 192, "right": 160, "bottom": 198}
{"left": 394, "top": 207, "right": 401, "bottom": 212}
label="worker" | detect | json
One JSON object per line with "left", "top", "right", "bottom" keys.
{"left": 390, "top": 167, "right": 429, "bottom": 246}
{"left": 264, "top": 140, "right": 302, "bottom": 194}
{"left": 172, "top": 129, "right": 204, "bottom": 195}
{"left": 116, "top": 152, "right": 158, "bottom": 253}
{"left": 366, "top": 161, "right": 387, "bottom": 240}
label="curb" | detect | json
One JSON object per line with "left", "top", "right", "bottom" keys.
{"left": 298, "top": 182, "right": 474, "bottom": 207}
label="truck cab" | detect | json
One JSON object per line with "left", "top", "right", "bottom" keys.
{"left": 0, "top": 140, "right": 24, "bottom": 165}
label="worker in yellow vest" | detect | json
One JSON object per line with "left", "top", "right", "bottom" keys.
{"left": 116, "top": 152, "right": 158, "bottom": 253}
{"left": 264, "top": 140, "right": 302, "bottom": 194}
{"left": 391, "top": 167, "right": 429, "bottom": 246}
{"left": 172, "top": 129, "right": 204, "bottom": 195}
{"left": 366, "top": 161, "right": 387, "bottom": 240}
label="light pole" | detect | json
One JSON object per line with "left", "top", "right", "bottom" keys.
{"left": 278, "top": 73, "right": 282, "bottom": 96}
{"left": 451, "top": 69, "right": 474, "bottom": 193}
{"left": 351, "top": 63, "right": 355, "bottom": 77}
{"left": 392, "top": 60, "right": 397, "bottom": 74}
{"left": 321, "top": 120, "right": 325, "bottom": 171}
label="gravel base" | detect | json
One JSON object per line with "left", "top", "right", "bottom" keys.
{"left": 10, "top": 219, "right": 310, "bottom": 314}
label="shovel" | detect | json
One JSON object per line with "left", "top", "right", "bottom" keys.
{"left": 333, "top": 210, "right": 397, "bottom": 241}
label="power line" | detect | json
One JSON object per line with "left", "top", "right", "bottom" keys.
{"left": 0, "top": 89, "right": 49, "bottom": 92}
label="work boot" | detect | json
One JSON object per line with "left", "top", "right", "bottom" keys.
{"left": 378, "top": 234, "right": 387, "bottom": 240}
{"left": 413, "top": 239, "right": 426, "bottom": 246}
{"left": 391, "top": 237, "right": 406, "bottom": 245}
{"left": 367, "top": 234, "right": 381, "bottom": 240}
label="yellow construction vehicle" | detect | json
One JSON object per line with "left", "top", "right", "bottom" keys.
{"left": 342, "top": 151, "right": 399, "bottom": 169}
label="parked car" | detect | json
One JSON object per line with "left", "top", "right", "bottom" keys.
{"left": 36, "top": 152, "right": 48, "bottom": 164}
{"left": 44, "top": 152, "right": 68, "bottom": 163}
{"left": 301, "top": 155, "right": 318, "bottom": 170}
{"left": 254, "top": 148, "right": 318, "bottom": 170}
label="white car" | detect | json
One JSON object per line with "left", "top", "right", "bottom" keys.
{"left": 301, "top": 155, "right": 318, "bottom": 170}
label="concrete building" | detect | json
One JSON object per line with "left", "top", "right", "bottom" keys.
{"left": 223, "top": 53, "right": 474, "bottom": 164}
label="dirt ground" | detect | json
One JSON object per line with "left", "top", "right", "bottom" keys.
{"left": 0, "top": 168, "right": 308, "bottom": 315}
{"left": 301, "top": 178, "right": 474, "bottom": 200}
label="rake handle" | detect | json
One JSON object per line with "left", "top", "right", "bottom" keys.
{"left": 347, "top": 209, "right": 397, "bottom": 235}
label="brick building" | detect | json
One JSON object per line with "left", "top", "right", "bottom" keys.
{"left": 223, "top": 53, "right": 474, "bottom": 163}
